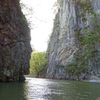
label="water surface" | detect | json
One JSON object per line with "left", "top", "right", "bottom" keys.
{"left": 0, "top": 77, "right": 100, "bottom": 100}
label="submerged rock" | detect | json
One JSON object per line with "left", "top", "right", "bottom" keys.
{"left": 0, "top": 0, "right": 32, "bottom": 82}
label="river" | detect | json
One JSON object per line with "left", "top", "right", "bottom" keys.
{"left": 0, "top": 77, "right": 100, "bottom": 100}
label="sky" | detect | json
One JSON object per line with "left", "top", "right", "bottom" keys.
{"left": 20, "top": 0, "right": 57, "bottom": 52}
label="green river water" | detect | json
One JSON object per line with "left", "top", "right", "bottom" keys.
{"left": 0, "top": 77, "right": 100, "bottom": 100}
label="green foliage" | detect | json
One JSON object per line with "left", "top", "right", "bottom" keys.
{"left": 53, "top": 22, "right": 59, "bottom": 31}
{"left": 53, "top": 67, "right": 56, "bottom": 72}
{"left": 65, "top": 62, "right": 89, "bottom": 74}
{"left": 54, "top": 25, "right": 59, "bottom": 30}
{"left": 21, "top": 16, "right": 28, "bottom": 25}
{"left": 74, "top": 25, "right": 100, "bottom": 46}
{"left": 85, "top": 47, "right": 95, "bottom": 58}
{"left": 65, "top": 62, "right": 77, "bottom": 73}
{"left": 57, "top": 0, "right": 61, "bottom": 3}
{"left": 52, "top": 1, "right": 59, "bottom": 14}
{"left": 56, "top": 64, "right": 65, "bottom": 67}
{"left": 80, "top": 1, "right": 92, "bottom": 13}
{"left": 20, "top": 1, "right": 34, "bottom": 29}
{"left": 30, "top": 52, "right": 47, "bottom": 75}
{"left": 73, "top": 2, "right": 100, "bottom": 67}
{"left": 69, "top": 16, "right": 73, "bottom": 20}
{"left": 3, "top": 8, "right": 8, "bottom": 13}
{"left": 81, "top": 34, "right": 100, "bottom": 45}
{"left": 1, "top": 30, "right": 7, "bottom": 34}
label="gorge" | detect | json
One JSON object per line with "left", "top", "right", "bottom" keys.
{"left": 0, "top": 0, "right": 100, "bottom": 82}
{"left": 0, "top": 0, "right": 100, "bottom": 99}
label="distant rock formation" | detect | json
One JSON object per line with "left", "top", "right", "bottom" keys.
{"left": 46, "top": 0, "right": 100, "bottom": 80}
{"left": 0, "top": 0, "right": 32, "bottom": 82}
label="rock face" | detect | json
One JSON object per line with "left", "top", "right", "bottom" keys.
{"left": 0, "top": 0, "right": 32, "bottom": 82}
{"left": 46, "top": 0, "right": 100, "bottom": 80}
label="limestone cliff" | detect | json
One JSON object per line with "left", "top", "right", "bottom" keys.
{"left": 46, "top": 0, "right": 100, "bottom": 80}
{"left": 0, "top": 0, "right": 32, "bottom": 82}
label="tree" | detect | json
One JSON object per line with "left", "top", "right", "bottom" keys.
{"left": 20, "top": 1, "right": 34, "bottom": 29}
{"left": 52, "top": 1, "right": 60, "bottom": 14}
{"left": 30, "top": 52, "right": 47, "bottom": 75}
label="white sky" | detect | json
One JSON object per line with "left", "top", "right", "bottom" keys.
{"left": 20, "top": 0, "right": 57, "bottom": 52}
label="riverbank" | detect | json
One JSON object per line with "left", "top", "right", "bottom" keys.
{"left": 24, "top": 75, "right": 36, "bottom": 78}
{"left": 25, "top": 74, "right": 100, "bottom": 84}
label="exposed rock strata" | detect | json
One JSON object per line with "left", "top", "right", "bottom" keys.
{"left": 46, "top": 0, "right": 100, "bottom": 80}
{"left": 0, "top": 0, "right": 32, "bottom": 82}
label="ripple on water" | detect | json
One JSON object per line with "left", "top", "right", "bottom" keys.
{"left": 23, "top": 77, "right": 100, "bottom": 100}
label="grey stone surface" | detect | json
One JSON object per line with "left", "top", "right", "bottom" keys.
{"left": 0, "top": 0, "right": 32, "bottom": 82}
{"left": 46, "top": 0, "right": 100, "bottom": 80}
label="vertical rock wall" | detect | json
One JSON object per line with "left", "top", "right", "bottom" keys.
{"left": 0, "top": 0, "right": 32, "bottom": 82}
{"left": 46, "top": 0, "right": 100, "bottom": 80}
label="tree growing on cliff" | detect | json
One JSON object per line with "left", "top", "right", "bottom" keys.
{"left": 20, "top": 1, "right": 34, "bottom": 29}
{"left": 30, "top": 52, "right": 47, "bottom": 75}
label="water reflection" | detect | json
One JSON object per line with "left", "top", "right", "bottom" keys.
{"left": 0, "top": 77, "right": 100, "bottom": 100}
{"left": 0, "top": 82, "right": 27, "bottom": 100}
{"left": 24, "top": 78, "right": 56, "bottom": 100}
{"left": 24, "top": 78, "right": 100, "bottom": 100}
